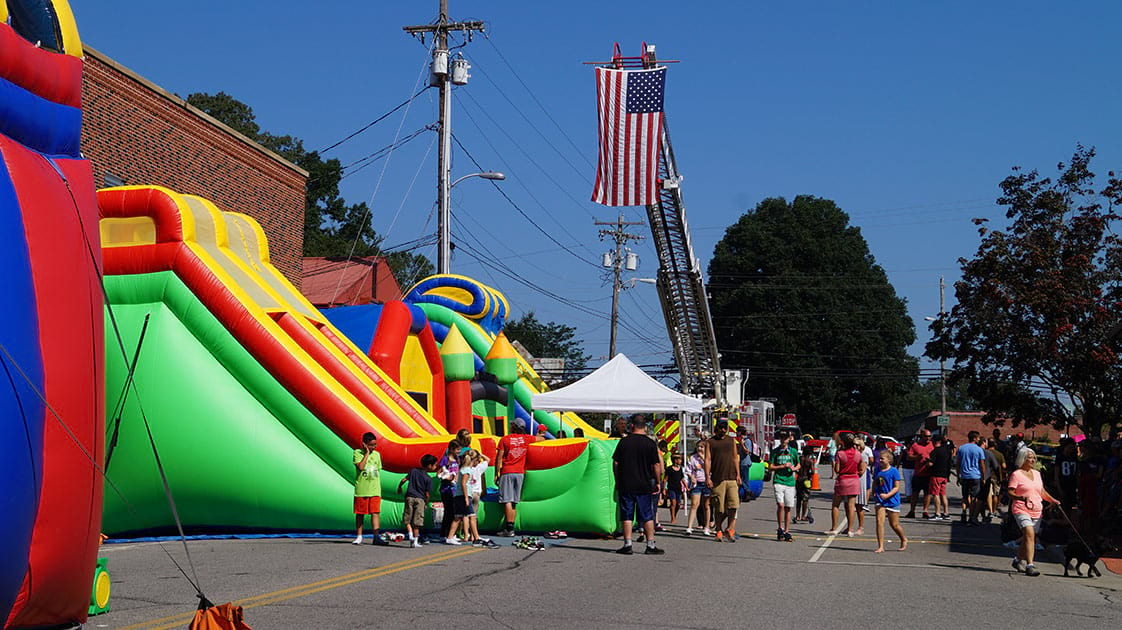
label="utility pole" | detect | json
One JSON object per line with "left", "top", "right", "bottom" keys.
{"left": 596, "top": 213, "right": 645, "bottom": 358}
{"left": 939, "top": 275, "right": 947, "bottom": 426}
{"left": 403, "top": 1, "right": 485, "bottom": 274}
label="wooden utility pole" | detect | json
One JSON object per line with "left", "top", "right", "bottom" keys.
{"left": 403, "top": 1, "right": 485, "bottom": 274}
{"left": 596, "top": 213, "right": 645, "bottom": 358}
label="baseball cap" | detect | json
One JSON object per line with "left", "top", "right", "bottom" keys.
{"left": 511, "top": 418, "right": 526, "bottom": 430}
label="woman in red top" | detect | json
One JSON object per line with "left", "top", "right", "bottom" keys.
{"left": 826, "top": 432, "right": 866, "bottom": 537}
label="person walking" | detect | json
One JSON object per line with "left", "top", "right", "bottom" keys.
{"left": 770, "top": 430, "right": 798, "bottom": 541}
{"left": 956, "top": 431, "right": 987, "bottom": 525}
{"left": 705, "top": 420, "right": 742, "bottom": 542}
{"left": 612, "top": 416, "right": 665, "bottom": 555}
{"left": 871, "top": 450, "right": 908, "bottom": 553}
{"left": 793, "top": 445, "right": 817, "bottom": 525}
{"left": 904, "top": 430, "right": 934, "bottom": 518}
{"left": 1008, "top": 448, "right": 1059, "bottom": 577}
{"left": 684, "top": 441, "right": 711, "bottom": 535}
{"left": 924, "top": 435, "right": 953, "bottom": 520}
{"left": 827, "top": 432, "right": 865, "bottom": 537}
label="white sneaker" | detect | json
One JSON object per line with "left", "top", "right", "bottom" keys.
{"left": 703, "top": 528, "right": 712, "bottom": 537}
{"left": 685, "top": 528, "right": 693, "bottom": 535}
{"left": 445, "top": 537, "right": 462, "bottom": 546}
{"left": 351, "top": 535, "right": 363, "bottom": 545}
{"left": 411, "top": 540, "right": 421, "bottom": 548}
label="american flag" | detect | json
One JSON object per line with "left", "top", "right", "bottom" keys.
{"left": 592, "top": 66, "right": 666, "bottom": 207}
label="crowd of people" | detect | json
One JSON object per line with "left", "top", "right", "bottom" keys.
{"left": 349, "top": 416, "right": 1122, "bottom": 574}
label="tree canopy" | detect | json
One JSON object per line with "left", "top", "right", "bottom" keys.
{"left": 186, "top": 91, "right": 433, "bottom": 284}
{"left": 708, "top": 195, "right": 918, "bottom": 435}
{"left": 503, "top": 311, "right": 589, "bottom": 381}
{"left": 927, "top": 147, "right": 1122, "bottom": 436}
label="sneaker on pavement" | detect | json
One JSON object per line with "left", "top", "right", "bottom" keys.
{"left": 1012, "top": 558, "right": 1026, "bottom": 572}
{"left": 372, "top": 537, "right": 389, "bottom": 546}
{"left": 445, "top": 538, "right": 462, "bottom": 546}
{"left": 923, "top": 513, "right": 933, "bottom": 520}
{"left": 411, "top": 540, "right": 421, "bottom": 548}
{"left": 1025, "top": 564, "right": 1040, "bottom": 577}
{"left": 684, "top": 528, "right": 693, "bottom": 535}
{"left": 643, "top": 546, "right": 665, "bottom": 555}
{"left": 616, "top": 544, "right": 634, "bottom": 555}
{"left": 352, "top": 536, "right": 363, "bottom": 545}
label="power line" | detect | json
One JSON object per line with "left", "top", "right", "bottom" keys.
{"left": 318, "top": 87, "right": 431, "bottom": 154}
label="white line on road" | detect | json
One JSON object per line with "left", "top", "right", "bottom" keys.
{"left": 808, "top": 516, "right": 846, "bottom": 563}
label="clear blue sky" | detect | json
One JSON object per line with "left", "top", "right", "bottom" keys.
{"left": 72, "top": 1, "right": 1122, "bottom": 388}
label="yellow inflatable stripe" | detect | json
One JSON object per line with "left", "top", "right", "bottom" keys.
{"left": 180, "top": 196, "right": 443, "bottom": 436}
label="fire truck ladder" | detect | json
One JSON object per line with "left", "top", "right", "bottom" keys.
{"left": 646, "top": 117, "right": 723, "bottom": 402}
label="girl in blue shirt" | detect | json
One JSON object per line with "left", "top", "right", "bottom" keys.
{"left": 871, "top": 450, "right": 908, "bottom": 553}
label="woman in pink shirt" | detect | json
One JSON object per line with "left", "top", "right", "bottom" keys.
{"left": 826, "top": 432, "right": 866, "bottom": 537}
{"left": 1007, "top": 448, "right": 1059, "bottom": 577}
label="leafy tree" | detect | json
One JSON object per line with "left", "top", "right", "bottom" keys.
{"left": 503, "top": 311, "right": 589, "bottom": 380}
{"left": 927, "top": 147, "right": 1122, "bottom": 436}
{"left": 185, "top": 92, "right": 433, "bottom": 281}
{"left": 905, "top": 377, "right": 979, "bottom": 413}
{"left": 708, "top": 196, "right": 918, "bottom": 435}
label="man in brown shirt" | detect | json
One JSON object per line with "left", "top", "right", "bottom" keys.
{"left": 705, "top": 420, "right": 742, "bottom": 541}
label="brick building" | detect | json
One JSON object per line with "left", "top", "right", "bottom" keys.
{"left": 301, "top": 256, "right": 403, "bottom": 308}
{"left": 897, "top": 410, "right": 1080, "bottom": 444}
{"left": 81, "top": 46, "right": 307, "bottom": 285}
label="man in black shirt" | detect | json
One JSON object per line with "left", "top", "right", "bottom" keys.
{"left": 612, "top": 416, "right": 665, "bottom": 555}
{"left": 1054, "top": 438, "right": 1078, "bottom": 515}
{"left": 924, "top": 436, "right": 953, "bottom": 520}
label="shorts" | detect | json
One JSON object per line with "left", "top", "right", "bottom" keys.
{"left": 665, "top": 488, "right": 683, "bottom": 502}
{"left": 498, "top": 473, "right": 524, "bottom": 504}
{"left": 902, "top": 468, "right": 914, "bottom": 496}
{"left": 877, "top": 504, "right": 901, "bottom": 513}
{"left": 619, "top": 493, "right": 656, "bottom": 524}
{"left": 912, "top": 475, "right": 930, "bottom": 495}
{"left": 402, "top": 496, "right": 426, "bottom": 528}
{"left": 452, "top": 494, "right": 474, "bottom": 518}
{"left": 928, "top": 476, "right": 948, "bottom": 496}
{"left": 690, "top": 483, "right": 711, "bottom": 497}
{"left": 773, "top": 483, "right": 796, "bottom": 508}
{"left": 710, "top": 480, "right": 740, "bottom": 513}
{"left": 1013, "top": 512, "right": 1039, "bottom": 532}
{"left": 796, "top": 482, "right": 811, "bottom": 500}
{"left": 353, "top": 496, "right": 382, "bottom": 515}
{"left": 961, "top": 478, "right": 981, "bottom": 499}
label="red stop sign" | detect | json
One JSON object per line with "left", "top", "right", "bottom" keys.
{"left": 781, "top": 413, "right": 797, "bottom": 426}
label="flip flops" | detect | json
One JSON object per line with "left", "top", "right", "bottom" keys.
{"left": 545, "top": 531, "right": 568, "bottom": 539}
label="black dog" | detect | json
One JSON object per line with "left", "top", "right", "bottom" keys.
{"left": 1063, "top": 539, "right": 1106, "bottom": 578}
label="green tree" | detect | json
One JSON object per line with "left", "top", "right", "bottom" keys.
{"left": 503, "top": 311, "right": 589, "bottom": 380}
{"left": 708, "top": 196, "right": 918, "bottom": 435}
{"left": 905, "top": 377, "right": 979, "bottom": 413}
{"left": 927, "top": 147, "right": 1122, "bottom": 436}
{"left": 186, "top": 92, "right": 433, "bottom": 281}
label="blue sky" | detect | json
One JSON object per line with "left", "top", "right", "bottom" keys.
{"left": 72, "top": 1, "right": 1121, "bottom": 388}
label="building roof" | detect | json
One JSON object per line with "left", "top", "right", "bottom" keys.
{"left": 301, "top": 257, "right": 402, "bottom": 307}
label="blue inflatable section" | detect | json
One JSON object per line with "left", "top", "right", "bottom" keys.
{"left": 320, "top": 303, "right": 383, "bottom": 352}
{"left": 0, "top": 157, "right": 45, "bottom": 621}
{"left": 0, "top": 76, "right": 82, "bottom": 158}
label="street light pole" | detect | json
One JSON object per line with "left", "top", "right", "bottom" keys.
{"left": 939, "top": 275, "right": 947, "bottom": 426}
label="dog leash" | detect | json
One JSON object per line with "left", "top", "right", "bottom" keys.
{"left": 1054, "top": 503, "right": 1094, "bottom": 551}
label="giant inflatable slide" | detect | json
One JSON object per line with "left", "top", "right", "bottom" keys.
{"left": 98, "top": 186, "right": 618, "bottom": 536}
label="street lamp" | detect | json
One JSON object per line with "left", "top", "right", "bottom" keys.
{"left": 924, "top": 276, "right": 947, "bottom": 432}
{"left": 439, "top": 171, "right": 505, "bottom": 274}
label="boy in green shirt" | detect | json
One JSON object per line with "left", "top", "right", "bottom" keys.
{"left": 353, "top": 432, "right": 387, "bottom": 545}
{"left": 770, "top": 430, "right": 798, "bottom": 541}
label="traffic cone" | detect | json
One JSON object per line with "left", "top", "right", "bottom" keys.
{"left": 810, "top": 471, "right": 821, "bottom": 491}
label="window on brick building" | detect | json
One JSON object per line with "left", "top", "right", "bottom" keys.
{"left": 103, "top": 173, "right": 126, "bottom": 188}
{"left": 7, "top": 0, "right": 64, "bottom": 53}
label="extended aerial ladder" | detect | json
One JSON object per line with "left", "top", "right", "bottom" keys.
{"left": 611, "top": 44, "right": 723, "bottom": 402}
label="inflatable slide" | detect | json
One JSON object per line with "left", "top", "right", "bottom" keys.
{"left": 99, "top": 186, "right": 618, "bottom": 535}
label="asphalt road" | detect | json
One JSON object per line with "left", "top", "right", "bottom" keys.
{"left": 91, "top": 470, "right": 1121, "bottom": 629}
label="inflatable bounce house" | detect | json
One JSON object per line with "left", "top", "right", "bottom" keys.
{"left": 1, "top": 1, "right": 105, "bottom": 626}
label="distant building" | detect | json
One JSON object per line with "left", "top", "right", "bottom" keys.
{"left": 301, "top": 256, "right": 402, "bottom": 308}
{"left": 897, "top": 410, "right": 1082, "bottom": 444}
{"left": 81, "top": 46, "right": 307, "bottom": 285}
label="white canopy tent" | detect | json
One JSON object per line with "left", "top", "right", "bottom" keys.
{"left": 531, "top": 353, "right": 703, "bottom": 414}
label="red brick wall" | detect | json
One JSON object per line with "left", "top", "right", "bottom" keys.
{"left": 80, "top": 47, "right": 306, "bottom": 286}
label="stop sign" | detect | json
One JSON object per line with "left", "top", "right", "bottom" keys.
{"left": 781, "top": 413, "right": 797, "bottom": 426}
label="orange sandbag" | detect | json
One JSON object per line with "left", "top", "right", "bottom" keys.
{"left": 189, "top": 601, "right": 251, "bottom": 630}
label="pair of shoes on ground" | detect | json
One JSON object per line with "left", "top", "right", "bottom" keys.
{"left": 1011, "top": 558, "right": 1040, "bottom": 576}
{"left": 616, "top": 544, "right": 664, "bottom": 555}
{"left": 714, "top": 530, "right": 737, "bottom": 543}
{"left": 470, "top": 538, "right": 500, "bottom": 549}
{"left": 776, "top": 528, "right": 793, "bottom": 542}
{"left": 544, "top": 530, "right": 568, "bottom": 539}
{"left": 514, "top": 536, "right": 545, "bottom": 550}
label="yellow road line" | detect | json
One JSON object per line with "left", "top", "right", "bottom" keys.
{"left": 121, "top": 547, "right": 481, "bottom": 630}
